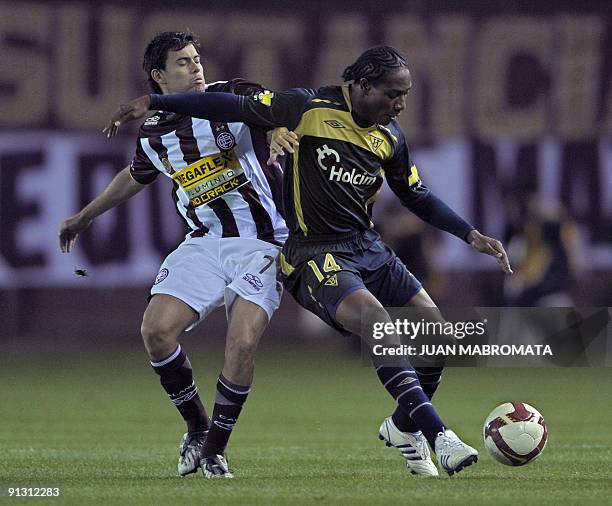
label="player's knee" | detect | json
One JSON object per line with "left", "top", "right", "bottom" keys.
{"left": 140, "top": 318, "right": 178, "bottom": 358}
{"left": 226, "top": 334, "right": 259, "bottom": 364}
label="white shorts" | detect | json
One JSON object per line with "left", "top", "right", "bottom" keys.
{"left": 150, "top": 237, "right": 282, "bottom": 330}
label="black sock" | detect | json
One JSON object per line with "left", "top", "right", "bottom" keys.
{"left": 375, "top": 360, "right": 445, "bottom": 447}
{"left": 391, "top": 366, "right": 444, "bottom": 433}
{"left": 151, "top": 345, "right": 210, "bottom": 433}
{"left": 201, "top": 374, "right": 250, "bottom": 458}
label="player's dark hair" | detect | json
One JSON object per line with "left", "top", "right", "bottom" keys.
{"left": 143, "top": 31, "right": 201, "bottom": 94}
{"left": 342, "top": 46, "right": 407, "bottom": 85}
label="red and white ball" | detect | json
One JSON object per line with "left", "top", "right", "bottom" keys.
{"left": 483, "top": 402, "right": 548, "bottom": 466}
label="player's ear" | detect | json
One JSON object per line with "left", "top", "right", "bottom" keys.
{"left": 151, "top": 69, "right": 165, "bottom": 85}
{"left": 358, "top": 78, "right": 371, "bottom": 95}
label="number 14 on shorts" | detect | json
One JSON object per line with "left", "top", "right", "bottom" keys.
{"left": 308, "top": 253, "right": 341, "bottom": 286}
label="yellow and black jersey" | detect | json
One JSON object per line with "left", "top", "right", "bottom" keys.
{"left": 238, "top": 85, "right": 429, "bottom": 239}
{"left": 151, "top": 85, "right": 475, "bottom": 242}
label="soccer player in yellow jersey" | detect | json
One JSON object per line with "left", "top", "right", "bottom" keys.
{"left": 105, "top": 46, "right": 512, "bottom": 477}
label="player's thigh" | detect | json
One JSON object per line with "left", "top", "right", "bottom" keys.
{"left": 225, "top": 296, "right": 269, "bottom": 351}
{"left": 151, "top": 239, "right": 228, "bottom": 330}
{"left": 223, "top": 239, "right": 283, "bottom": 323}
{"left": 142, "top": 294, "right": 199, "bottom": 339}
{"left": 335, "top": 287, "right": 387, "bottom": 336}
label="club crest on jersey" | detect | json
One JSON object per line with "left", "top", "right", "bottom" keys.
{"left": 216, "top": 132, "right": 236, "bottom": 150}
{"left": 212, "top": 122, "right": 236, "bottom": 151}
{"left": 154, "top": 268, "right": 169, "bottom": 284}
{"left": 253, "top": 90, "right": 274, "bottom": 106}
{"left": 369, "top": 134, "right": 384, "bottom": 151}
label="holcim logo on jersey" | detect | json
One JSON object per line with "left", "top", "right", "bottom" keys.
{"left": 315, "top": 144, "right": 377, "bottom": 186}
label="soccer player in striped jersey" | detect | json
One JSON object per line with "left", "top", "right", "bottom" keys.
{"left": 59, "top": 31, "right": 292, "bottom": 479}
{"left": 104, "top": 46, "right": 513, "bottom": 477}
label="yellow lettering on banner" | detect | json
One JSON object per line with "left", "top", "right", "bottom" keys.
{"left": 0, "top": 3, "right": 49, "bottom": 126}
{"left": 57, "top": 6, "right": 132, "bottom": 129}
{"left": 431, "top": 16, "right": 471, "bottom": 138}
{"left": 227, "top": 16, "right": 304, "bottom": 90}
{"left": 554, "top": 16, "right": 603, "bottom": 141}
{"left": 315, "top": 14, "right": 366, "bottom": 85}
{"left": 141, "top": 13, "right": 221, "bottom": 80}
{"left": 474, "top": 16, "right": 550, "bottom": 140}
{"left": 385, "top": 15, "right": 428, "bottom": 142}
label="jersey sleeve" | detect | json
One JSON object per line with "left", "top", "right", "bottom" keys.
{"left": 129, "top": 137, "right": 159, "bottom": 185}
{"left": 205, "top": 78, "right": 265, "bottom": 97}
{"left": 149, "top": 87, "right": 313, "bottom": 131}
{"left": 239, "top": 87, "right": 313, "bottom": 130}
{"left": 383, "top": 129, "right": 430, "bottom": 207}
{"left": 384, "top": 129, "right": 475, "bottom": 241}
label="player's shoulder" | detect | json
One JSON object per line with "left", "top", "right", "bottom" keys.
{"left": 205, "top": 78, "right": 264, "bottom": 97}
{"left": 138, "top": 110, "right": 190, "bottom": 137}
{"left": 304, "top": 85, "right": 346, "bottom": 111}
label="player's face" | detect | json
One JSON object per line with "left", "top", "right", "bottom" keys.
{"left": 156, "top": 44, "right": 205, "bottom": 94}
{"left": 361, "top": 68, "right": 412, "bottom": 125}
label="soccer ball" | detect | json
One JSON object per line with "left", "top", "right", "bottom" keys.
{"left": 483, "top": 402, "right": 548, "bottom": 466}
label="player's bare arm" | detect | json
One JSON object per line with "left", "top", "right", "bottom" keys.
{"left": 467, "top": 229, "right": 513, "bottom": 274}
{"left": 59, "top": 166, "right": 145, "bottom": 252}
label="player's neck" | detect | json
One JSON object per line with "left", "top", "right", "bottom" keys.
{"left": 348, "top": 84, "right": 375, "bottom": 128}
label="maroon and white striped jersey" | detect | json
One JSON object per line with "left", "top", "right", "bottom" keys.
{"left": 130, "top": 79, "right": 287, "bottom": 244}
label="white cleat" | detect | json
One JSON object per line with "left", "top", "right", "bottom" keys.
{"left": 178, "top": 431, "right": 207, "bottom": 477}
{"left": 201, "top": 454, "right": 234, "bottom": 479}
{"left": 434, "top": 429, "right": 478, "bottom": 476}
{"left": 379, "top": 417, "right": 439, "bottom": 477}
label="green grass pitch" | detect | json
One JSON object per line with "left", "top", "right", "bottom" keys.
{"left": 1, "top": 342, "right": 610, "bottom": 505}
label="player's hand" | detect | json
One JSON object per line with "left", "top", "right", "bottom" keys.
{"left": 267, "top": 127, "right": 299, "bottom": 165}
{"left": 467, "top": 230, "right": 513, "bottom": 274}
{"left": 59, "top": 213, "right": 93, "bottom": 253}
{"left": 103, "top": 95, "right": 152, "bottom": 138}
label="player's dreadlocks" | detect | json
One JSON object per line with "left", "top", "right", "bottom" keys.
{"left": 342, "top": 46, "right": 407, "bottom": 85}
{"left": 143, "top": 31, "right": 201, "bottom": 94}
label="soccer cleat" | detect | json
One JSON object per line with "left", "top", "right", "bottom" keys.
{"left": 378, "top": 417, "right": 439, "bottom": 476}
{"left": 434, "top": 429, "right": 479, "bottom": 476}
{"left": 178, "top": 431, "right": 207, "bottom": 476}
{"left": 201, "top": 454, "right": 233, "bottom": 479}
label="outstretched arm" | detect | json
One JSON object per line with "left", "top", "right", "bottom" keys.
{"left": 104, "top": 88, "right": 311, "bottom": 138}
{"left": 59, "top": 166, "right": 145, "bottom": 252}
{"left": 103, "top": 93, "right": 245, "bottom": 137}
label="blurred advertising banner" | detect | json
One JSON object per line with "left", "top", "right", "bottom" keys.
{"left": 1, "top": 1, "right": 610, "bottom": 139}
{"left": 0, "top": 132, "right": 186, "bottom": 287}
{"left": 0, "top": 1, "right": 611, "bottom": 287}
{"left": 0, "top": 132, "right": 610, "bottom": 287}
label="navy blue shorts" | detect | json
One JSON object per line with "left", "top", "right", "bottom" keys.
{"left": 281, "top": 229, "right": 422, "bottom": 335}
